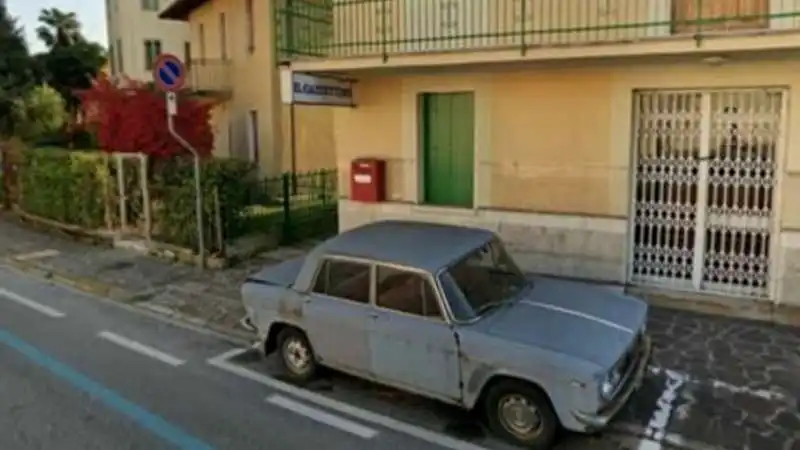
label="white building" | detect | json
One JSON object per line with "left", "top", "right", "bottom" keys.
{"left": 105, "top": 0, "right": 190, "bottom": 81}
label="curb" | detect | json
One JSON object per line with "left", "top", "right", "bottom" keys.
{"left": 3, "top": 257, "right": 254, "bottom": 346}
{"left": 5, "top": 258, "right": 120, "bottom": 299}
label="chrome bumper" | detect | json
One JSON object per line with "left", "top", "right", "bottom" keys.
{"left": 573, "top": 335, "right": 652, "bottom": 430}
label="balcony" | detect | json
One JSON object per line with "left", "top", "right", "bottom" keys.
{"left": 275, "top": 0, "right": 800, "bottom": 69}
{"left": 185, "top": 59, "right": 232, "bottom": 98}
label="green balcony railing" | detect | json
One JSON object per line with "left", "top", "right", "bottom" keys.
{"left": 275, "top": 0, "right": 800, "bottom": 62}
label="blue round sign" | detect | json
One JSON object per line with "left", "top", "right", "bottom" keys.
{"left": 153, "top": 53, "right": 186, "bottom": 92}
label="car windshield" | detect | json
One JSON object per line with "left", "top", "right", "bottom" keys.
{"left": 442, "top": 238, "right": 529, "bottom": 321}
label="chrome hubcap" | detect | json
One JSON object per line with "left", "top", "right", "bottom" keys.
{"left": 284, "top": 338, "right": 311, "bottom": 373}
{"left": 497, "top": 394, "right": 543, "bottom": 438}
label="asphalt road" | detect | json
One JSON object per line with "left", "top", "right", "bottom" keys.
{"left": 0, "top": 262, "right": 762, "bottom": 450}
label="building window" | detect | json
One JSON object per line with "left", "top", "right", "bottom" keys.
{"left": 198, "top": 24, "right": 206, "bottom": 60}
{"left": 245, "top": 0, "right": 255, "bottom": 53}
{"left": 219, "top": 12, "right": 228, "bottom": 60}
{"left": 227, "top": 121, "right": 234, "bottom": 156}
{"left": 116, "top": 38, "right": 124, "bottom": 72}
{"left": 144, "top": 39, "right": 162, "bottom": 70}
{"left": 141, "top": 0, "right": 159, "bottom": 11}
{"left": 109, "top": 47, "right": 116, "bottom": 74}
{"left": 184, "top": 41, "right": 191, "bottom": 64}
{"left": 248, "top": 110, "right": 259, "bottom": 164}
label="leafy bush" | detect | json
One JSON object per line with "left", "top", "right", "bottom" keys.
{"left": 12, "top": 84, "right": 67, "bottom": 143}
{"left": 78, "top": 75, "right": 213, "bottom": 157}
{"left": 150, "top": 157, "right": 257, "bottom": 252}
{"left": 17, "top": 147, "right": 109, "bottom": 228}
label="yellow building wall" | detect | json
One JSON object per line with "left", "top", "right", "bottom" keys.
{"left": 186, "top": 0, "right": 335, "bottom": 174}
{"left": 333, "top": 59, "right": 800, "bottom": 229}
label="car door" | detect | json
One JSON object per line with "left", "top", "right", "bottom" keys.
{"left": 367, "top": 265, "right": 462, "bottom": 402}
{"left": 304, "top": 257, "right": 373, "bottom": 374}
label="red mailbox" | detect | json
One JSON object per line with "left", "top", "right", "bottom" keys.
{"left": 350, "top": 158, "right": 385, "bottom": 203}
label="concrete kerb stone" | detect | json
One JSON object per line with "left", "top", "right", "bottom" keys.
{"left": 5, "top": 257, "right": 121, "bottom": 299}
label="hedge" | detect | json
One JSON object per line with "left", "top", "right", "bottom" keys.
{"left": 150, "top": 157, "right": 257, "bottom": 252}
{"left": 18, "top": 147, "right": 110, "bottom": 229}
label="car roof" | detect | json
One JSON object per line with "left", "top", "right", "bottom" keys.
{"left": 313, "top": 220, "right": 495, "bottom": 273}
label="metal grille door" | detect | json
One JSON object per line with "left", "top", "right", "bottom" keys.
{"left": 630, "top": 89, "right": 783, "bottom": 298}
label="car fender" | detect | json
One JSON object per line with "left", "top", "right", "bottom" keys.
{"left": 261, "top": 319, "right": 306, "bottom": 355}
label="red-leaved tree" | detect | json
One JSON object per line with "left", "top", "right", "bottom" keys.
{"left": 78, "top": 74, "right": 214, "bottom": 158}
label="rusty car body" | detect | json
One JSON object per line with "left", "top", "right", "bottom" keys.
{"left": 241, "top": 220, "right": 651, "bottom": 448}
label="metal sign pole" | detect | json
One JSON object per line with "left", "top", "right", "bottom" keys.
{"left": 165, "top": 92, "right": 205, "bottom": 269}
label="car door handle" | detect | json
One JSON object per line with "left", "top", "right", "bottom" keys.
{"left": 369, "top": 312, "right": 379, "bottom": 319}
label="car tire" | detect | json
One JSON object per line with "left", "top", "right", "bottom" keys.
{"left": 484, "top": 380, "right": 559, "bottom": 449}
{"left": 276, "top": 327, "right": 318, "bottom": 383}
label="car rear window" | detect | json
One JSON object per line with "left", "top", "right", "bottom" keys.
{"left": 312, "top": 259, "right": 371, "bottom": 304}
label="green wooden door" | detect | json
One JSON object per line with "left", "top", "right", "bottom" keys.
{"left": 420, "top": 92, "right": 475, "bottom": 208}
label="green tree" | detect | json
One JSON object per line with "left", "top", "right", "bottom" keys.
{"left": 0, "top": 0, "right": 36, "bottom": 138}
{"left": 12, "top": 84, "right": 67, "bottom": 143}
{"left": 34, "top": 8, "right": 106, "bottom": 114}
{"left": 35, "top": 8, "right": 81, "bottom": 48}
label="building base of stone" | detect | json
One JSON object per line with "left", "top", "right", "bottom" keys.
{"left": 338, "top": 199, "right": 800, "bottom": 309}
{"left": 338, "top": 199, "right": 627, "bottom": 283}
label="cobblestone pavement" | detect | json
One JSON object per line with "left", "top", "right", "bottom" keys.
{"left": 637, "top": 308, "right": 800, "bottom": 450}
{"left": 0, "top": 216, "right": 799, "bottom": 449}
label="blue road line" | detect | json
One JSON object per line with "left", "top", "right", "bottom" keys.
{"left": 0, "top": 328, "right": 215, "bottom": 450}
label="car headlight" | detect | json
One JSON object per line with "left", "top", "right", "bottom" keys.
{"left": 601, "top": 368, "right": 622, "bottom": 399}
{"left": 601, "top": 379, "right": 615, "bottom": 398}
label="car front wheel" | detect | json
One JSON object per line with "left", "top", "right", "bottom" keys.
{"left": 484, "top": 380, "right": 558, "bottom": 449}
{"left": 276, "top": 327, "right": 318, "bottom": 383}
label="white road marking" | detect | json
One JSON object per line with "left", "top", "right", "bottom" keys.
{"left": 267, "top": 394, "right": 379, "bottom": 439}
{"left": 207, "top": 348, "right": 490, "bottom": 450}
{"left": 636, "top": 438, "right": 664, "bottom": 450}
{"left": 98, "top": 331, "right": 185, "bottom": 366}
{"left": 614, "top": 424, "right": 724, "bottom": 450}
{"left": 0, "top": 287, "right": 66, "bottom": 318}
{"left": 13, "top": 249, "right": 60, "bottom": 261}
{"left": 649, "top": 366, "right": 787, "bottom": 402}
{"left": 637, "top": 369, "right": 687, "bottom": 450}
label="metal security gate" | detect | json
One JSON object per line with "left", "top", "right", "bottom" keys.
{"left": 629, "top": 89, "right": 784, "bottom": 298}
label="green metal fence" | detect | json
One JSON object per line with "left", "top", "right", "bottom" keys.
{"left": 226, "top": 169, "right": 338, "bottom": 247}
{"left": 276, "top": 0, "right": 800, "bottom": 61}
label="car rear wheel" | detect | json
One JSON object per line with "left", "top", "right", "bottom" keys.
{"left": 484, "top": 380, "right": 558, "bottom": 449}
{"left": 277, "top": 327, "right": 318, "bottom": 383}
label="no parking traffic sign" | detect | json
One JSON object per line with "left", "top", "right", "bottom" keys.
{"left": 153, "top": 53, "right": 186, "bottom": 92}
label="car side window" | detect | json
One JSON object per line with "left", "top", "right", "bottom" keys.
{"left": 375, "top": 266, "right": 442, "bottom": 320}
{"left": 312, "top": 259, "right": 371, "bottom": 304}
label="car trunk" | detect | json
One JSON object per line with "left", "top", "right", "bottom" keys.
{"left": 245, "top": 256, "right": 306, "bottom": 288}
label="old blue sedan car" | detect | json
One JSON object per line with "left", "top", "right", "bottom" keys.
{"left": 241, "top": 220, "right": 651, "bottom": 449}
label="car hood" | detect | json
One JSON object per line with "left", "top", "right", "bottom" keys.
{"left": 478, "top": 277, "right": 648, "bottom": 369}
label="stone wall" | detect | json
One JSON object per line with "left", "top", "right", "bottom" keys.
{"left": 778, "top": 234, "right": 800, "bottom": 306}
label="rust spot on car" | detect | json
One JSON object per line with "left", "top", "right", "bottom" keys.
{"left": 278, "top": 297, "right": 303, "bottom": 319}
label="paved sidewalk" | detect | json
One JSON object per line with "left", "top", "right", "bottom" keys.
{"left": 0, "top": 215, "right": 798, "bottom": 449}
{"left": 0, "top": 215, "right": 311, "bottom": 341}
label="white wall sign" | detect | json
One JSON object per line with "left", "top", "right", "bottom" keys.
{"left": 280, "top": 70, "right": 354, "bottom": 107}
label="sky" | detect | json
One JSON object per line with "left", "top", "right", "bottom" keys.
{"left": 6, "top": 0, "right": 107, "bottom": 53}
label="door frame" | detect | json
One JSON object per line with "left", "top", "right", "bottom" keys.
{"left": 626, "top": 87, "right": 788, "bottom": 300}
{"left": 401, "top": 78, "right": 490, "bottom": 210}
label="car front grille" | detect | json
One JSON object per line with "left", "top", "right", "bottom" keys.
{"left": 615, "top": 332, "right": 643, "bottom": 385}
